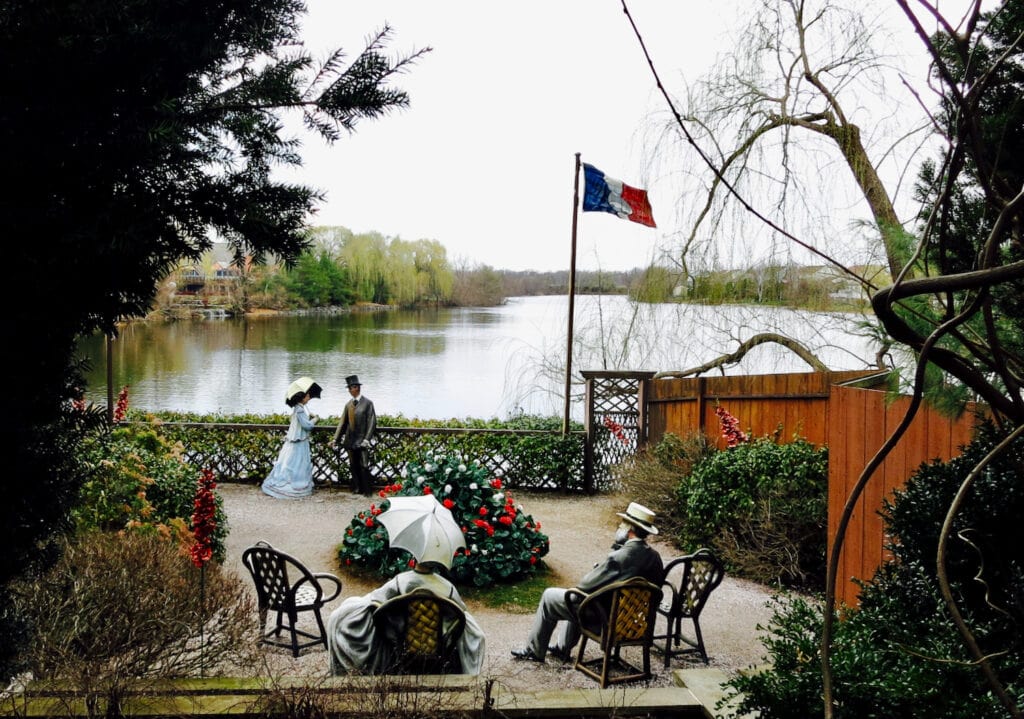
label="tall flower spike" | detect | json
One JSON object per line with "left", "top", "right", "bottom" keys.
{"left": 189, "top": 468, "right": 218, "bottom": 567}
{"left": 715, "top": 406, "right": 749, "bottom": 447}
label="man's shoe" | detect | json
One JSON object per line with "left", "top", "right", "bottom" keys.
{"left": 547, "top": 646, "right": 572, "bottom": 663}
{"left": 510, "top": 647, "right": 544, "bottom": 663}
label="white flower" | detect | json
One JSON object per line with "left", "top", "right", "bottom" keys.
{"left": 469, "top": 482, "right": 478, "bottom": 490}
{"left": 424, "top": 463, "right": 434, "bottom": 472}
{"left": 458, "top": 464, "right": 466, "bottom": 472}
{"left": 481, "top": 549, "right": 489, "bottom": 556}
{"left": 401, "top": 467, "right": 408, "bottom": 478}
{"left": 471, "top": 544, "right": 478, "bottom": 553}
{"left": 473, "top": 459, "right": 481, "bottom": 466}
{"left": 494, "top": 492, "right": 505, "bottom": 502}
{"left": 445, "top": 467, "right": 453, "bottom": 475}
{"left": 495, "top": 468, "right": 504, "bottom": 477}
{"left": 416, "top": 476, "right": 425, "bottom": 485}
{"left": 444, "top": 484, "right": 452, "bottom": 495}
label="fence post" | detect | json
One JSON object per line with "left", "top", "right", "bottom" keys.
{"left": 583, "top": 374, "right": 595, "bottom": 494}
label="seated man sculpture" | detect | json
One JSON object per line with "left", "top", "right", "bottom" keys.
{"left": 510, "top": 501, "right": 664, "bottom": 662}
{"left": 327, "top": 560, "right": 486, "bottom": 674}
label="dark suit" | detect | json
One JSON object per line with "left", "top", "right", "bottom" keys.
{"left": 333, "top": 394, "right": 376, "bottom": 495}
{"left": 523, "top": 538, "right": 663, "bottom": 660}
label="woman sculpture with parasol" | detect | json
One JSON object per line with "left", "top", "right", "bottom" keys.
{"left": 326, "top": 496, "right": 486, "bottom": 674}
{"left": 261, "top": 377, "right": 322, "bottom": 499}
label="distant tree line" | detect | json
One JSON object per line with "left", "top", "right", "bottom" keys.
{"left": 177, "top": 226, "right": 864, "bottom": 314}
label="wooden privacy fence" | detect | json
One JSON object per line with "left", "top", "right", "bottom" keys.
{"left": 827, "top": 385, "right": 982, "bottom": 607}
{"left": 644, "top": 370, "right": 985, "bottom": 609}
{"left": 645, "top": 370, "right": 887, "bottom": 448}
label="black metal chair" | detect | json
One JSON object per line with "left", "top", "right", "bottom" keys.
{"left": 566, "top": 577, "right": 663, "bottom": 688}
{"left": 241, "top": 540, "right": 342, "bottom": 657}
{"left": 371, "top": 588, "right": 467, "bottom": 674}
{"left": 653, "top": 548, "right": 725, "bottom": 666}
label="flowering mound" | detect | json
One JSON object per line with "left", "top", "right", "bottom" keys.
{"left": 338, "top": 452, "right": 550, "bottom": 587}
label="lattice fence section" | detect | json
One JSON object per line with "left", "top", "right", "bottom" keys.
{"left": 591, "top": 375, "right": 644, "bottom": 469}
{"left": 156, "top": 423, "right": 592, "bottom": 492}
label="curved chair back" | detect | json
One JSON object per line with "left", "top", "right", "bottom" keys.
{"left": 372, "top": 588, "right": 466, "bottom": 674}
{"left": 570, "top": 577, "right": 663, "bottom": 688}
{"left": 241, "top": 540, "right": 342, "bottom": 657}
{"left": 655, "top": 547, "right": 724, "bottom": 665}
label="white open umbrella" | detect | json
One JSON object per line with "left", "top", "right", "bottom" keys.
{"left": 285, "top": 376, "right": 322, "bottom": 402}
{"left": 378, "top": 495, "right": 466, "bottom": 569}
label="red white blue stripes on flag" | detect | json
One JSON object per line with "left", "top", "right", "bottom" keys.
{"left": 581, "top": 163, "right": 656, "bottom": 228}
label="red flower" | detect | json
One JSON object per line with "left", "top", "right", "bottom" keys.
{"left": 408, "top": 559, "right": 417, "bottom": 568}
{"left": 530, "top": 556, "right": 537, "bottom": 564}
{"left": 189, "top": 468, "right": 217, "bottom": 568}
{"left": 345, "top": 559, "right": 352, "bottom": 565}
{"left": 423, "top": 486, "right": 433, "bottom": 495}
{"left": 602, "top": 415, "right": 629, "bottom": 445}
{"left": 490, "top": 478, "right": 502, "bottom": 489}
{"left": 478, "top": 507, "right": 488, "bottom": 516}
{"left": 443, "top": 498, "right": 455, "bottom": 509}
{"left": 113, "top": 385, "right": 130, "bottom": 423}
{"left": 378, "top": 490, "right": 387, "bottom": 498}
{"left": 473, "top": 519, "right": 488, "bottom": 529}
{"left": 499, "top": 515, "right": 513, "bottom": 526}
{"left": 485, "top": 524, "right": 495, "bottom": 537}
{"left": 365, "top": 517, "right": 374, "bottom": 527}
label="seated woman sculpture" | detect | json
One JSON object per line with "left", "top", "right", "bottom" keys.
{"left": 327, "top": 560, "right": 486, "bottom": 675}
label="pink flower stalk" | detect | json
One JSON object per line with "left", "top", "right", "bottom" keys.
{"left": 113, "top": 385, "right": 130, "bottom": 422}
{"left": 189, "top": 468, "right": 218, "bottom": 567}
{"left": 715, "top": 406, "right": 749, "bottom": 447}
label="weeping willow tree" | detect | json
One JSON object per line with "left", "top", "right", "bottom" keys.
{"left": 624, "top": 0, "right": 1024, "bottom": 715}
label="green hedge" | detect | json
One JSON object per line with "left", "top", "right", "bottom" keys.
{"left": 129, "top": 411, "right": 594, "bottom": 492}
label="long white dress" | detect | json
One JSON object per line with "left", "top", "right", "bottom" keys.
{"left": 260, "top": 403, "right": 316, "bottom": 499}
{"left": 327, "top": 569, "right": 486, "bottom": 675}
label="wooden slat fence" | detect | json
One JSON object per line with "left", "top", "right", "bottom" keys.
{"left": 827, "top": 385, "right": 982, "bottom": 607}
{"left": 645, "top": 370, "right": 886, "bottom": 448}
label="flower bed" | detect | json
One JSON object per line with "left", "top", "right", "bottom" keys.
{"left": 338, "top": 451, "right": 550, "bottom": 587}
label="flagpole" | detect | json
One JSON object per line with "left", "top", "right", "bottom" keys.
{"left": 563, "top": 153, "right": 581, "bottom": 435}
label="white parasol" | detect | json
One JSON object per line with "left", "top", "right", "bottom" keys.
{"left": 285, "top": 376, "right": 322, "bottom": 402}
{"left": 378, "top": 495, "right": 466, "bottom": 569}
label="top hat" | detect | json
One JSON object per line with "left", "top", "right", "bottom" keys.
{"left": 345, "top": 374, "right": 361, "bottom": 387}
{"left": 616, "top": 502, "right": 659, "bottom": 535}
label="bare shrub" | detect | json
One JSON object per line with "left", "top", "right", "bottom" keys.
{"left": 13, "top": 531, "right": 258, "bottom": 717}
{"left": 615, "top": 432, "right": 714, "bottom": 541}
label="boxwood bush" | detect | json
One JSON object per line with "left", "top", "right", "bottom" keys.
{"left": 676, "top": 432, "right": 829, "bottom": 589}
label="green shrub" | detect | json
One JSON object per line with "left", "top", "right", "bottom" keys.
{"left": 721, "top": 420, "right": 1024, "bottom": 719}
{"left": 677, "top": 435, "right": 828, "bottom": 588}
{"left": 338, "top": 451, "right": 550, "bottom": 587}
{"left": 77, "top": 424, "right": 229, "bottom": 561}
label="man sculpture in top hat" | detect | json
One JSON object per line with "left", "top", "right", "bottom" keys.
{"left": 511, "top": 501, "right": 664, "bottom": 662}
{"left": 330, "top": 374, "right": 377, "bottom": 496}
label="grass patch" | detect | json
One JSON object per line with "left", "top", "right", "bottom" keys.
{"left": 459, "top": 567, "right": 552, "bottom": 613}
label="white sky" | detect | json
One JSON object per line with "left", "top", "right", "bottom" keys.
{"left": 283, "top": 1, "right": 957, "bottom": 273}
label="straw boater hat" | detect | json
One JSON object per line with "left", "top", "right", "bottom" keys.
{"left": 617, "top": 502, "right": 659, "bottom": 535}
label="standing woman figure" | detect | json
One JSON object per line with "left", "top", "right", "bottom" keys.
{"left": 261, "top": 378, "right": 321, "bottom": 499}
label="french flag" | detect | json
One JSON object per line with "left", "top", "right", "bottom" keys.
{"left": 582, "top": 163, "right": 656, "bottom": 228}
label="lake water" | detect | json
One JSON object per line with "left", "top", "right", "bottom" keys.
{"left": 78, "top": 295, "right": 877, "bottom": 421}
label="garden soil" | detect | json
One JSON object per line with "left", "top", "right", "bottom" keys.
{"left": 221, "top": 482, "right": 776, "bottom": 691}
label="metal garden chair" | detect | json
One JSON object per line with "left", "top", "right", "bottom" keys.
{"left": 241, "top": 540, "right": 343, "bottom": 657}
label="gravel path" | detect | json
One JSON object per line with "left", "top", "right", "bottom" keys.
{"left": 221, "top": 483, "right": 775, "bottom": 690}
